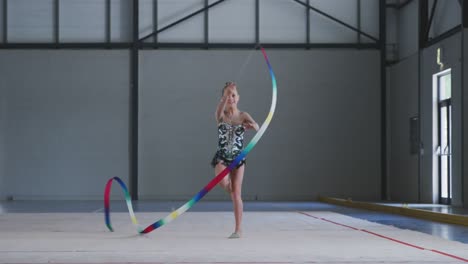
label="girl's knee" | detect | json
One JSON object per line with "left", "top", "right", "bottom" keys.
{"left": 231, "top": 192, "right": 242, "bottom": 201}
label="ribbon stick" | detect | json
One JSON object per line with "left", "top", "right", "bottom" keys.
{"left": 104, "top": 47, "right": 277, "bottom": 234}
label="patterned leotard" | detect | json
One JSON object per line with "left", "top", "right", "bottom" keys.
{"left": 211, "top": 122, "right": 246, "bottom": 168}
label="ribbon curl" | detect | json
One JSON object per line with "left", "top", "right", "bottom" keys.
{"left": 104, "top": 47, "right": 277, "bottom": 234}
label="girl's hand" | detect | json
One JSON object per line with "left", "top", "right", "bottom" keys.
{"left": 216, "top": 95, "right": 229, "bottom": 122}
{"left": 243, "top": 122, "right": 258, "bottom": 131}
{"left": 241, "top": 112, "right": 259, "bottom": 131}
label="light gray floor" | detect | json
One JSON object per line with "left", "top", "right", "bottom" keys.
{"left": 0, "top": 201, "right": 467, "bottom": 264}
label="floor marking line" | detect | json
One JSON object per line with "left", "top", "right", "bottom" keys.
{"left": 430, "top": 249, "right": 468, "bottom": 262}
{"left": 361, "top": 229, "right": 425, "bottom": 250}
{"left": 298, "top": 211, "right": 468, "bottom": 262}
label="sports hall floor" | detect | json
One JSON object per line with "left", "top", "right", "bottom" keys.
{"left": 0, "top": 200, "right": 467, "bottom": 264}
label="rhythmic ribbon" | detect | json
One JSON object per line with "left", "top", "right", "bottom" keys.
{"left": 104, "top": 47, "right": 277, "bottom": 234}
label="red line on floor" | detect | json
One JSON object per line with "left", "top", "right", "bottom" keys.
{"left": 297, "top": 211, "right": 359, "bottom": 230}
{"left": 431, "top": 249, "right": 468, "bottom": 262}
{"left": 298, "top": 211, "right": 468, "bottom": 262}
{"left": 361, "top": 229, "right": 425, "bottom": 250}
{"left": 319, "top": 217, "right": 360, "bottom": 231}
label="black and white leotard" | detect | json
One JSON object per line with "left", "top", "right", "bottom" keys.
{"left": 211, "top": 122, "right": 246, "bottom": 169}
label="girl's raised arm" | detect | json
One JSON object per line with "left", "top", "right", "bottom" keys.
{"left": 215, "top": 95, "right": 228, "bottom": 123}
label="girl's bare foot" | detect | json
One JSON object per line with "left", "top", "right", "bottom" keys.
{"left": 228, "top": 232, "right": 241, "bottom": 239}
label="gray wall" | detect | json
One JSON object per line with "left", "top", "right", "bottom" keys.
{"left": 389, "top": 34, "right": 464, "bottom": 205}
{"left": 429, "top": 0, "right": 461, "bottom": 38}
{"left": 1, "top": 49, "right": 381, "bottom": 201}
{"left": 0, "top": 51, "right": 130, "bottom": 200}
{"left": 464, "top": 29, "right": 468, "bottom": 207}
{"left": 388, "top": 0, "right": 466, "bottom": 206}
{"left": 388, "top": 54, "right": 419, "bottom": 202}
{"left": 139, "top": 49, "right": 381, "bottom": 201}
{"left": 0, "top": 73, "right": 5, "bottom": 199}
{"left": 420, "top": 33, "right": 462, "bottom": 205}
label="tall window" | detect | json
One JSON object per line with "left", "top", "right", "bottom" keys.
{"left": 436, "top": 71, "right": 452, "bottom": 204}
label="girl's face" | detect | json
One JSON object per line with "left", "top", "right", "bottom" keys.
{"left": 224, "top": 86, "right": 239, "bottom": 105}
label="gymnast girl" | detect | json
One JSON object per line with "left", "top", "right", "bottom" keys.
{"left": 211, "top": 81, "right": 259, "bottom": 239}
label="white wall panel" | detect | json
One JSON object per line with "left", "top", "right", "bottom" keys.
{"left": 0, "top": 0, "right": 381, "bottom": 44}
{"left": 111, "top": 0, "right": 132, "bottom": 42}
{"left": 309, "top": 0, "right": 359, "bottom": 43}
{"left": 139, "top": 49, "right": 381, "bottom": 201}
{"left": 8, "top": 0, "right": 54, "bottom": 42}
{"left": 59, "top": 0, "right": 106, "bottom": 42}
{"left": 0, "top": 50, "right": 130, "bottom": 200}
{"left": 260, "top": 0, "right": 306, "bottom": 43}
{"left": 157, "top": 0, "right": 203, "bottom": 43}
{"left": 209, "top": 0, "right": 255, "bottom": 43}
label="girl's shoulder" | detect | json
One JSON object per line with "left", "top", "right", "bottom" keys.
{"left": 239, "top": 111, "right": 252, "bottom": 118}
{"left": 238, "top": 110, "right": 248, "bottom": 116}
{"left": 238, "top": 111, "right": 247, "bottom": 119}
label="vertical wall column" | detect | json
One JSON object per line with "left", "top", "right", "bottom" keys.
{"left": 54, "top": 0, "right": 59, "bottom": 45}
{"left": 130, "top": 0, "right": 139, "bottom": 200}
{"left": 153, "top": 0, "right": 158, "bottom": 44}
{"left": 105, "top": 0, "right": 110, "bottom": 45}
{"left": 3, "top": 0, "right": 7, "bottom": 43}
{"left": 0, "top": 59, "right": 4, "bottom": 199}
{"left": 380, "top": 0, "right": 388, "bottom": 200}
{"left": 255, "top": 0, "right": 259, "bottom": 46}
{"left": 462, "top": 0, "right": 468, "bottom": 207}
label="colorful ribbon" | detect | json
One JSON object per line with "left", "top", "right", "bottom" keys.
{"left": 104, "top": 47, "right": 277, "bottom": 234}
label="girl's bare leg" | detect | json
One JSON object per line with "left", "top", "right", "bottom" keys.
{"left": 215, "top": 162, "right": 231, "bottom": 193}
{"left": 229, "top": 165, "right": 244, "bottom": 237}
